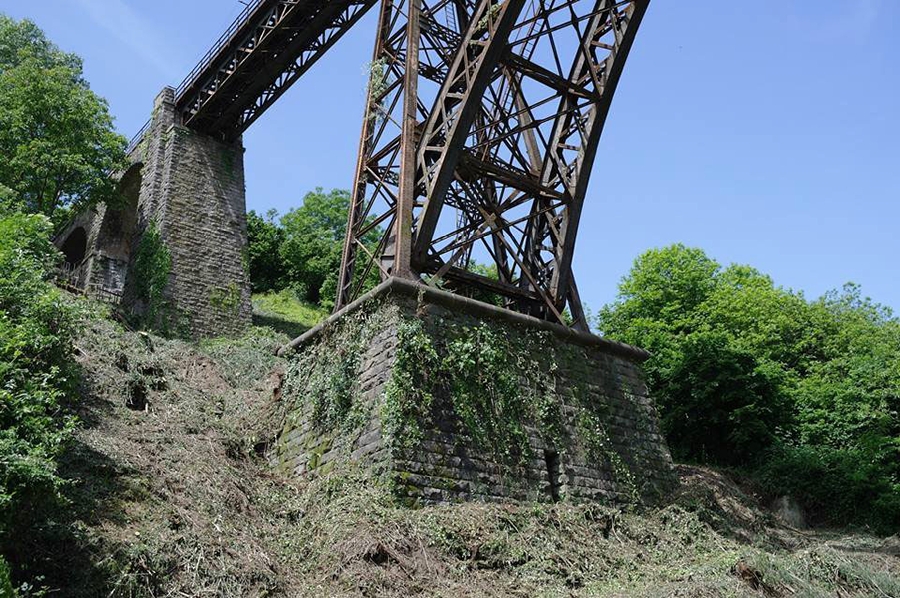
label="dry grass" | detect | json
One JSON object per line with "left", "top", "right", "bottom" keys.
{"left": 30, "top": 304, "right": 898, "bottom": 597}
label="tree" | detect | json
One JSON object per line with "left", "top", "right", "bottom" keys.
{"left": 0, "top": 14, "right": 127, "bottom": 222}
{"left": 599, "top": 245, "right": 791, "bottom": 465}
{"left": 247, "top": 209, "right": 286, "bottom": 293}
{"left": 278, "top": 188, "right": 381, "bottom": 310}
{"left": 279, "top": 188, "right": 351, "bottom": 307}
{"left": 599, "top": 243, "right": 900, "bottom": 528}
{"left": 601, "top": 244, "right": 719, "bottom": 336}
{"left": 0, "top": 210, "right": 78, "bottom": 575}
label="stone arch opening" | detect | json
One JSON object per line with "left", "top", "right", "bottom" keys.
{"left": 92, "top": 163, "right": 142, "bottom": 297}
{"left": 99, "top": 163, "right": 142, "bottom": 257}
{"left": 61, "top": 227, "right": 88, "bottom": 268}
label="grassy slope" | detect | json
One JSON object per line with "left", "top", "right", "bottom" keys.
{"left": 251, "top": 290, "right": 328, "bottom": 340}
{"left": 29, "top": 298, "right": 899, "bottom": 597}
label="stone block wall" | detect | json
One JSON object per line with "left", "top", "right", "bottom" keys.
{"left": 54, "top": 180, "right": 137, "bottom": 299}
{"left": 273, "top": 280, "right": 677, "bottom": 505}
{"left": 126, "top": 88, "right": 252, "bottom": 337}
{"left": 55, "top": 87, "right": 252, "bottom": 337}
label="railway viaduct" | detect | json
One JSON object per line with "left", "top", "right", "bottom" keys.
{"left": 56, "top": 0, "right": 650, "bottom": 338}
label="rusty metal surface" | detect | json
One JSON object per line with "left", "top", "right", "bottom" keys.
{"left": 175, "top": 0, "right": 378, "bottom": 140}
{"left": 130, "top": 0, "right": 651, "bottom": 329}
{"left": 338, "top": 0, "right": 651, "bottom": 329}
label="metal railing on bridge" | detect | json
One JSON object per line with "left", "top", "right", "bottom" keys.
{"left": 56, "top": 261, "right": 123, "bottom": 306}
{"left": 174, "top": 0, "right": 267, "bottom": 103}
{"left": 125, "top": 0, "right": 268, "bottom": 155}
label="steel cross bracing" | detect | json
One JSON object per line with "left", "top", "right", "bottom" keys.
{"left": 337, "top": 0, "right": 650, "bottom": 329}
{"left": 127, "top": 0, "right": 649, "bottom": 329}
{"left": 174, "top": 0, "right": 379, "bottom": 141}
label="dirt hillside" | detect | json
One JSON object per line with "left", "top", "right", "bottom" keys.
{"left": 25, "top": 306, "right": 899, "bottom": 597}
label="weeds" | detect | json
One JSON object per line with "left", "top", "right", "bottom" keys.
{"left": 11, "top": 296, "right": 897, "bottom": 597}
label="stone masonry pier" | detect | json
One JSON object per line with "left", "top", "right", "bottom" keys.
{"left": 55, "top": 87, "right": 251, "bottom": 338}
{"left": 273, "top": 278, "right": 677, "bottom": 505}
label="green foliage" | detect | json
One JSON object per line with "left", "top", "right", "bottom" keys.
{"left": 282, "top": 303, "right": 391, "bottom": 436}
{"left": 246, "top": 209, "right": 286, "bottom": 293}
{"left": 366, "top": 58, "right": 389, "bottom": 123}
{"left": 463, "top": 261, "right": 504, "bottom": 306}
{"left": 599, "top": 244, "right": 900, "bottom": 529}
{"left": 381, "top": 318, "right": 440, "bottom": 451}
{"left": 279, "top": 188, "right": 352, "bottom": 309}
{"left": 442, "top": 323, "right": 532, "bottom": 462}
{"left": 0, "top": 210, "right": 78, "bottom": 581}
{"left": 210, "top": 283, "right": 241, "bottom": 315}
{"left": 246, "top": 190, "right": 384, "bottom": 312}
{"left": 251, "top": 289, "right": 327, "bottom": 339}
{"left": 599, "top": 245, "right": 792, "bottom": 465}
{"left": 756, "top": 445, "right": 900, "bottom": 530}
{"left": 0, "top": 556, "right": 13, "bottom": 597}
{"left": 0, "top": 14, "right": 127, "bottom": 222}
{"left": 656, "top": 330, "right": 789, "bottom": 464}
{"left": 247, "top": 190, "right": 364, "bottom": 310}
{"left": 131, "top": 221, "right": 172, "bottom": 331}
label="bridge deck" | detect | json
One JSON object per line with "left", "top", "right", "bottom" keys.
{"left": 173, "top": 0, "right": 376, "bottom": 141}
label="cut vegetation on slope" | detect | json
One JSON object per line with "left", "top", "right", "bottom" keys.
{"left": 15, "top": 297, "right": 898, "bottom": 597}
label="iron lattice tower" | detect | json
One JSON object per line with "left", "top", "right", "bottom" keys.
{"left": 336, "top": 0, "right": 649, "bottom": 329}
{"left": 128, "top": 0, "right": 650, "bottom": 330}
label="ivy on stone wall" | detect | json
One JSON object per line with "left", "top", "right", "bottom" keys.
{"left": 210, "top": 283, "right": 241, "bottom": 316}
{"left": 282, "top": 301, "right": 393, "bottom": 434}
{"left": 132, "top": 220, "right": 172, "bottom": 329}
{"left": 282, "top": 299, "right": 640, "bottom": 499}
{"left": 381, "top": 317, "right": 440, "bottom": 451}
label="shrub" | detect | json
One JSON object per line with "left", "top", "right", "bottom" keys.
{"left": 0, "top": 556, "right": 13, "bottom": 597}
{"left": 656, "top": 330, "right": 789, "bottom": 465}
{"left": 0, "top": 210, "right": 78, "bottom": 579}
{"left": 756, "top": 445, "right": 900, "bottom": 532}
{"left": 600, "top": 244, "right": 900, "bottom": 529}
{"left": 130, "top": 220, "right": 172, "bottom": 330}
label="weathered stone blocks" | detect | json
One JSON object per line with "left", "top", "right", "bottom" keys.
{"left": 127, "top": 87, "right": 251, "bottom": 337}
{"left": 274, "top": 279, "right": 678, "bottom": 505}
{"left": 55, "top": 87, "right": 252, "bottom": 337}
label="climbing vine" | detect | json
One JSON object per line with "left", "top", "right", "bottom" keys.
{"left": 442, "top": 323, "right": 533, "bottom": 462}
{"left": 381, "top": 317, "right": 440, "bottom": 451}
{"left": 282, "top": 301, "right": 393, "bottom": 434}
{"left": 210, "top": 282, "right": 241, "bottom": 316}
{"left": 220, "top": 146, "right": 237, "bottom": 180}
{"left": 281, "top": 298, "right": 640, "bottom": 499}
{"left": 475, "top": 2, "right": 503, "bottom": 37}
{"left": 575, "top": 407, "right": 640, "bottom": 503}
{"left": 382, "top": 317, "right": 565, "bottom": 466}
{"left": 132, "top": 220, "right": 172, "bottom": 330}
{"left": 365, "top": 58, "right": 389, "bottom": 123}
{"left": 383, "top": 314, "right": 639, "bottom": 496}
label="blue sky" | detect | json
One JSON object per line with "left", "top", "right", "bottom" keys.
{"left": 4, "top": 0, "right": 898, "bottom": 313}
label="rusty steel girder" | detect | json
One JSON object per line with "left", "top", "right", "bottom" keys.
{"left": 175, "top": 0, "right": 378, "bottom": 141}
{"left": 337, "top": 0, "right": 650, "bottom": 329}
{"left": 144, "top": 0, "right": 650, "bottom": 328}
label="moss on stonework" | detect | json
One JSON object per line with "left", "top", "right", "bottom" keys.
{"left": 210, "top": 283, "right": 241, "bottom": 316}
{"left": 220, "top": 146, "right": 237, "bottom": 180}
{"left": 280, "top": 297, "right": 642, "bottom": 502}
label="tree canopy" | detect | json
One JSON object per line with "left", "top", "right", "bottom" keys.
{"left": 598, "top": 244, "right": 900, "bottom": 529}
{"left": 247, "top": 188, "right": 382, "bottom": 310}
{"left": 0, "top": 14, "right": 127, "bottom": 222}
